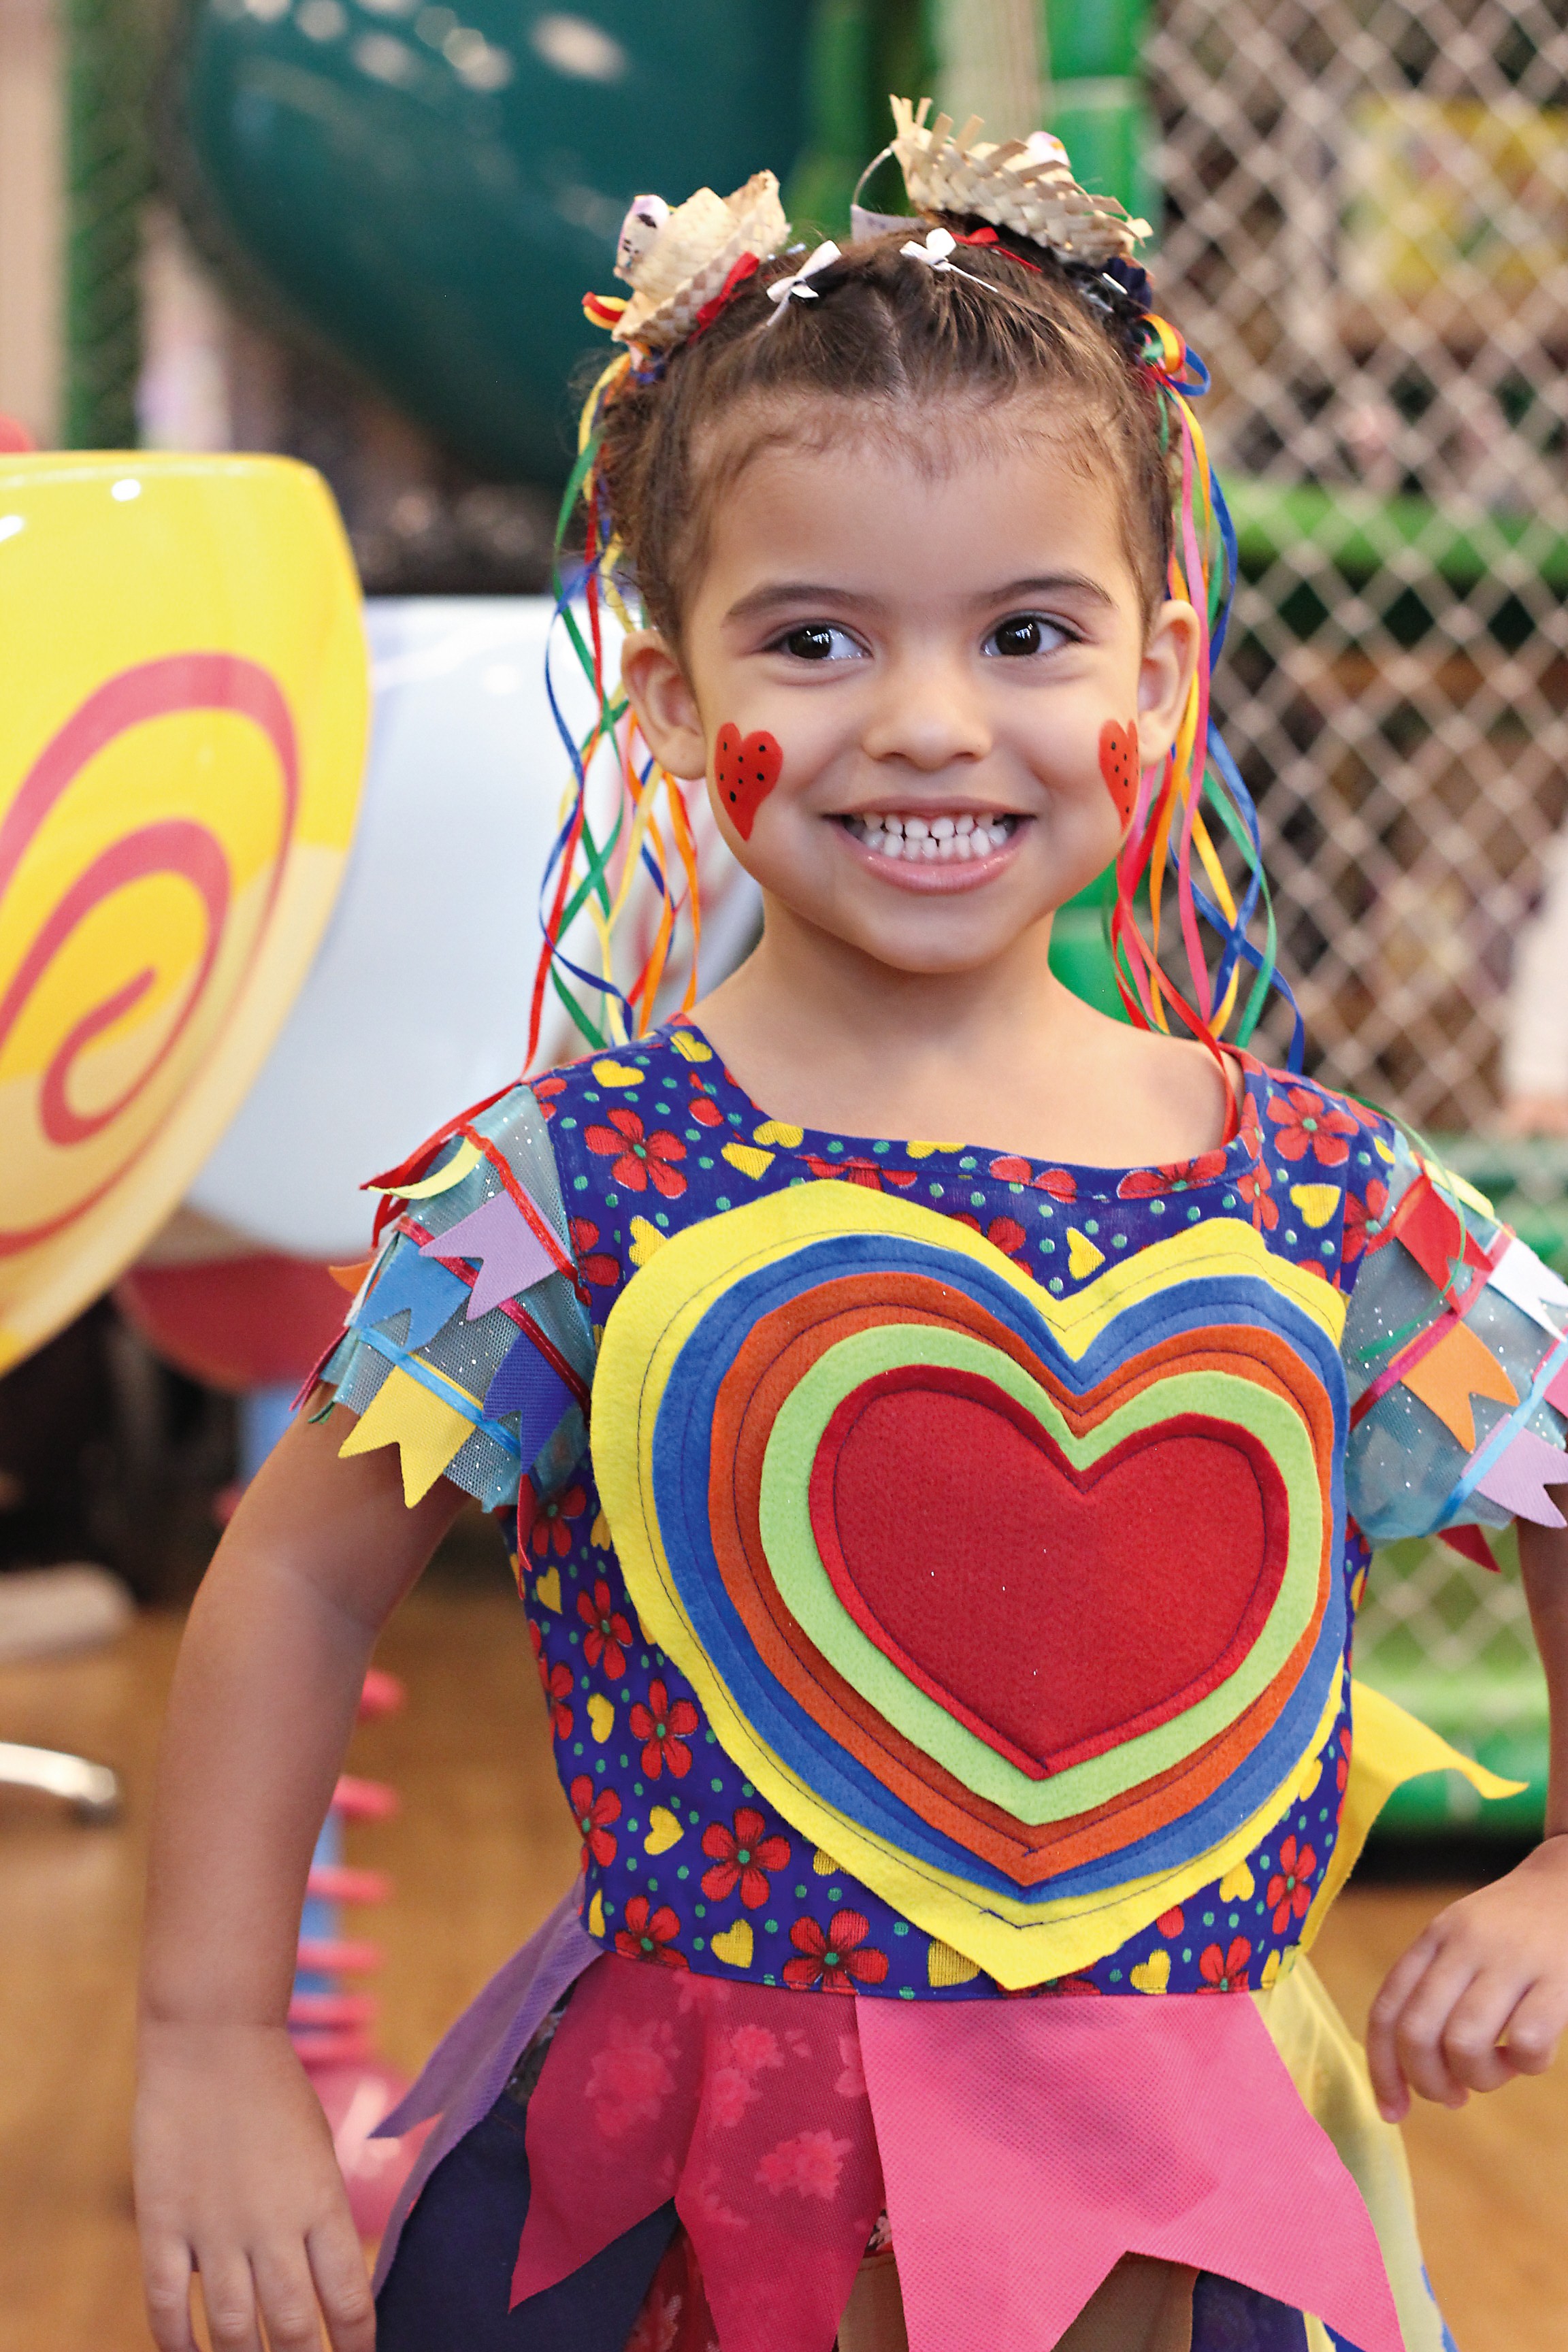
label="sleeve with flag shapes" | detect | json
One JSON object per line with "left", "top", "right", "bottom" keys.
{"left": 1343, "top": 1128, "right": 1568, "bottom": 1545}
{"left": 320, "top": 1084, "right": 593, "bottom": 1509}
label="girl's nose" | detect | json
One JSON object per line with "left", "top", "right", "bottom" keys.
{"left": 858, "top": 652, "right": 992, "bottom": 773}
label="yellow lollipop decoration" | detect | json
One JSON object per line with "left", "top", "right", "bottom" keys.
{"left": 0, "top": 452, "right": 368, "bottom": 1373}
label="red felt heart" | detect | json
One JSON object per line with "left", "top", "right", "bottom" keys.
{"left": 808, "top": 1365, "right": 1286, "bottom": 1778}
{"left": 1098, "top": 719, "right": 1140, "bottom": 826}
{"left": 715, "top": 723, "right": 782, "bottom": 840}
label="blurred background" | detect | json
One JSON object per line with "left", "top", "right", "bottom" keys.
{"left": 4, "top": 1, "right": 1568, "bottom": 2345}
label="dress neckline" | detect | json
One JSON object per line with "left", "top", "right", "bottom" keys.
{"left": 666, "top": 1020, "right": 1264, "bottom": 1196}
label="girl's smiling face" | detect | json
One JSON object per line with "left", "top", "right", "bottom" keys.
{"left": 622, "top": 415, "right": 1200, "bottom": 980}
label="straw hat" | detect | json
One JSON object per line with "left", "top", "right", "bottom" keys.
{"left": 612, "top": 172, "right": 791, "bottom": 350}
{"left": 889, "top": 96, "right": 1149, "bottom": 265}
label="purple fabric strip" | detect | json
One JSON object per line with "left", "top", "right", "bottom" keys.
{"left": 370, "top": 1881, "right": 600, "bottom": 2291}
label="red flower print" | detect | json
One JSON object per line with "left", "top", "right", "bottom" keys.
{"left": 630, "top": 1679, "right": 700, "bottom": 1779}
{"left": 532, "top": 1073, "right": 567, "bottom": 1120}
{"left": 585, "top": 1108, "right": 687, "bottom": 1198}
{"left": 701, "top": 1807, "right": 791, "bottom": 1908}
{"left": 569, "top": 1217, "right": 621, "bottom": 1288}
{"left": 1341, "top": 1179, "right": 1388, "bottom": 1264}
{"left": 687, "top": 1077, "right": 725, "bottom": 1128}
{"left": 1198, "top": 1936, "right": 1252, "bottom": 1993}
{"left": 1117, "top": 1150, "right": 1229, "bottom": 1200}
{"left": 988, "top": 1156, "right": 1076, "bottom": 1201}
{"left": 755, "top": 2128, "right": 853, "bottom": 2200}
{"left": 1265, "top": 1835, "right": 1317, "bottom": 1934}
{"left": 1266, "top": 1086, "right": 1358, "bottom": 1168}
{"left": 1156, "top": 1906, "right": 1184, "bottom": 1938}
{"left": 570, "top": 1774, "right": 621, "bottom": 1867}
{"left": 1236, "top": 1160, "right": 1278, "bottom": 1232}
{"left": 953, "top": 1213, "right": 1027, "bottom": 1259}
{"left": 578, "top": 1577, "right": 634, "bottom": 1678}
{"left": 1336, "top": 1727, "right": 1352, "bottom": 1795}
{"left": 532, "top": 1482, "right": 587, "bottom": 1558}
{"left": 529, "top": 1620, "right": 574, "bottom": 1739}
{"left": 800, "top": 1155, "right": 916, "bottom": 1191}
{"left": 782, "top": 1910, "right": 889, "bottom": 1993}
{"left": 615, "top": 1893, "right": 688, "bottom": 1970}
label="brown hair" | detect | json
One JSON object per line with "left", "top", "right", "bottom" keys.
{"left": 593, "top": 225, "right": 1175, "bottom": 652}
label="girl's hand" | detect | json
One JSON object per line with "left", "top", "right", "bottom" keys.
{"left": 135, "top": 2019, "right": 376, "bottom": 2352}
{"left": 1365, "top": 1835, "right": 1568, "bottom": 2121}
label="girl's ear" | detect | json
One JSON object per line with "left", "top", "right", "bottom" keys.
{"left": 1135, "top": 598, "right": 1203, "bottom": 768}
{"left": 620, "top": 631, "right": 709, "bottom": 781}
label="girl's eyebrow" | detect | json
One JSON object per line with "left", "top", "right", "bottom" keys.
{"left": 723, "top": 571, "right": 1116, "bottom": 627}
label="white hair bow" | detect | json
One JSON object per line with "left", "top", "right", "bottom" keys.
{"left": 899, "top": 226, "right": 994, "bottom": 292}
{"left": 764, "top": 240, "right": 842, "bottom": 322}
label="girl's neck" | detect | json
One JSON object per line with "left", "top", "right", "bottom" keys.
{"left": 691, "top": 897, "right": 1233, "bottom": 1169}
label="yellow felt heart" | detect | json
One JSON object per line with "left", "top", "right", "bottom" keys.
{"left": 1296, "top": 1754, "right": 1323, "bottom": 1799}
{"left": 1289, "top": 1184, "right": 1339, "bottom": 1230}
{"left": 1066, "top": 1228, "right": 1106, "bottom": 1279}
{"left": 1220, "top": 1862, "right": 1255, "bottom": 1903}
{"left": 1130, "top": 1948, "right": 1171, "bottom": 1994}
{"left": 927, "top": 1938, "right": 980, "bottom": 1987}
{"left": 907, "top": 1141, "right": 960, "bottom": 1158}
{"left": 629, "top": 1217, "right": 665, "bottom": 1266}
{"left": 722, "top": 1142, "right": 774, "bottom": 1181}
{"left": 534, "top": 1566, "right": 561, "bottom": 1614}
{"left": 670, "top": 1030, "right": 713, "bottom": 1062}
{"left": 590, "top": 1510, "right": 610, "bottom": 1548}
{"left": 812, "top": 1848, "right": 840, "bottom": 1876}
{"left": 710, "top": 1919, "right": 754, "bottom": 1968}
{"left": 644, "top": 1805, "right": 683, "bottom": 1854}
{"left": 589, "top": 1890, "right": 606, "bottom": 1936}
{"left": 587, "top": 1695, "right": 615, "bottom": 1743}
{"left": 593, "top": 1059, "right": 644, "bottom": 1088}
{"left": 753, "top": 1120, "right": 804, "bottom": 1147}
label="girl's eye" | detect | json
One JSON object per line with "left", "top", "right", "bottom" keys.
{"left": 774, "top": 623, "right": 864, "bottom": 663}
{"left": 984, "top": 613, "right": 1070, "bottom": 659}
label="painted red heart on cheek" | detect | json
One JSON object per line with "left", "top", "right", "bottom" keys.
{"left": 714, "top": 722, "right": 783, "bottom": 840}
{"left": 1098, "top": 719, "right": 1141, "bottom": 827}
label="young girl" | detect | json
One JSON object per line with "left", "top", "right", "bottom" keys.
{"left": 135, "top": 104, "right": 1568, "bottom": 2352}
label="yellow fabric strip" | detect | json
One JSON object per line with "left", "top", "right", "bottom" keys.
{"left": 365, "top": 1136, "right": 483, "bottom": 1201}
{"left": 1258, "top": 1956, "right": 1448, "bottom": 2352}
{"left": 337, "top": 1364, "right": 475, "bottom": 1505}
{"left": 1300, "top": 1679, "right": 1526, "bottom": 1953}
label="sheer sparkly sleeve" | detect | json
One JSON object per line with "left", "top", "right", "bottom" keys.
{"left": 1342, "top": 1128, "right": 1568, "bottom": 1545}
{"left": 318, "top": 1083, "right": 594, "bottom": 1510}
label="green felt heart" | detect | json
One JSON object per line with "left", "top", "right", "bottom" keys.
{"left": 169, "top": 1, "right": 809, "bottom": 479}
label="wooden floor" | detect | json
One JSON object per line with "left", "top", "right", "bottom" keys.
{"left": 2, "top": 1569, "right": 1565, "bottom": 2351}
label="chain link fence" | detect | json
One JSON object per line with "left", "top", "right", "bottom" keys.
{"left": 1145, "top": 0, "right": 1568, "bottom": 1815}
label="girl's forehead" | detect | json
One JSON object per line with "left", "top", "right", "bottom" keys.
{"left": 698, "top": 429, "right": 1136, "bottom": 612}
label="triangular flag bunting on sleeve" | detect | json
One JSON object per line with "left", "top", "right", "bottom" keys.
{"left": 421, "top": 1188, "right": 556, "bottom": 1319}
{"left": 1485, "top": 1237, "right": 1568, "bottom": 1336}
{"left": 1544, "top": 1354, "right": 1568, "bottom": 1417}
{"left": 1439, "top": 1524, "right": 1499, "bottom": 1572}
{"left": 484, "top": 1328, "right": 575, "bottom": 1465}
{"left": 1473, "top": 1426, "right": 1568, "bottom": 1528}
{"left": 1391, "top": 1174, "right": 1463, "bottom": 1292}
{"left": 338, "top": 1366, "right": 474, "bottom": 1505}
{"left": 1399, "top": 1319, "right": 1518, "bottom": 1450}
{"left": 358, "top": 1245, "right": 468, "bottom": 1352}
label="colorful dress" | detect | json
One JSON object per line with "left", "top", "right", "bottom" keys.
{"left": 318, "top": 1024, "right": 1568, "bottom": 2352}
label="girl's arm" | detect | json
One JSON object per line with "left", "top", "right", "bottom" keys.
{"left": 1365, "top": 1516, "right": 1568, "bottom": 2121}
{"left": 135, "top": 1403, "right": 463, "bottom": 2352}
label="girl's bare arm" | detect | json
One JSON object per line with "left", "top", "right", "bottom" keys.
{"left": 1365, "top": 1516, "right": 1568, "bottom": 2119}
{"left": 135, "top": 1404, "right": 463, "bottom": 2352}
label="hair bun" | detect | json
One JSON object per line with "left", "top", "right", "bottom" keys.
{"left": 889, "top": 97, "right": 1148, "bottom": 265}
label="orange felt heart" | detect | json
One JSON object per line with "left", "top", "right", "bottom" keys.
{"left": 1098, "top": 719, "right": 1140, "bottom": 825}
{"left": 715, "top": 723, "right": 782, "bottom": 840}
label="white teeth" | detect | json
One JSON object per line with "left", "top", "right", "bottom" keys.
{"left": 930, "top": 816, "right": 954, "bottom": 840}
{"left": 956, "top": 814, "right": 975, "bottom": 835}
{"left": 843, "top": 811, "right": 1018, "bottom": 859}
{"left": 882, "top": 815, "right": 904, "bottom": 836}
{"left": 882, "top": 833, "right": 904, "bottom": 858}
{"left": 921, "top": 836, "right": 938, "bottom": 859}
{"left": 904, "top": 816, "right": 929, "bottom": 840}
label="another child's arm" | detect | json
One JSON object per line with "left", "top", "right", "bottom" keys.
{"left": 135, "top": 1407, "right": 462, "bottom": 2352}
{"left": 1366, "top": 1518, "right": 1568, "bottom": 2121}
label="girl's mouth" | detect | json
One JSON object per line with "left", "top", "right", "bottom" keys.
{"left": 837, "top": 811, "right": 1022, "bottom": 863}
